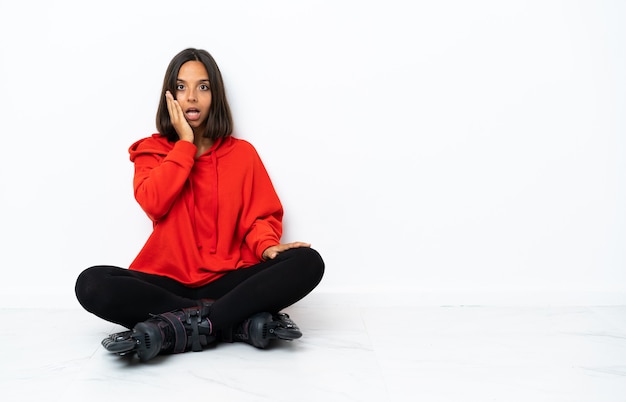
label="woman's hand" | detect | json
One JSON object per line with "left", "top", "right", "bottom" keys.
{"left": 165, "top": 91, "right": 194, "bottom": 143}
{"left": 262, "top": 242, "right": 311, "bottom": 260}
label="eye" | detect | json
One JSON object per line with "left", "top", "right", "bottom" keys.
{"left": 176, "top": 84, "right": 185, "bottom": 91}
{"left": 200, "top": 84, "right": 210, "bottom": 91}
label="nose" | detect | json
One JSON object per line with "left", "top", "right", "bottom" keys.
{"left": 186, "top": 88, "right": 197, "bottom": 102}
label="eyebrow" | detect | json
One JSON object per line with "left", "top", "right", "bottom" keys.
{"left": 176, "top": 79, "right": 210, "bottom": 83}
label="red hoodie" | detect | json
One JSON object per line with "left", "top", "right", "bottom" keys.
{"left": 127, "top": 134, "right": 283, "bottom": 287}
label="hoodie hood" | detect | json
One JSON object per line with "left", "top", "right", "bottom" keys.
{"left": 129, "top": 134, "right": 172, "bottom": 161}
{"left": 129, "top": 134, "right": 234, "bottom": 162}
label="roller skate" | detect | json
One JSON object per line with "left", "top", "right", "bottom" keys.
{"left": 229, "top": 312, "right": 303, "bottom": 349}
{"left": 101, "top": 330, "right": 135, "bottom": 356}
{"left": 102, "top": 303, "right": 215, "bottom": 362}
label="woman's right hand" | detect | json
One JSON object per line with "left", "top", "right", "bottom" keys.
{"left": 165, "top": 91, "right": 194, "bottom": 143}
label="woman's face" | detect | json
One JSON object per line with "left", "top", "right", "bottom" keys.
{"left": 175, "top": 61, "right": 212, "bottom": 133}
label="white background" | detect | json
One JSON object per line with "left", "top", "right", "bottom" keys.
{"left": 0, "top": 0, "right": 624, "bottom": 307}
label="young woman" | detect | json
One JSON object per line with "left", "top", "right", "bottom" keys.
{"left": 75, "top": 48, "right": 325, "bottom": 362}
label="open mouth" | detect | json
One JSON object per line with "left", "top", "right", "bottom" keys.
{"left": 185, "top": 108, "right": 201, "bottom": 120}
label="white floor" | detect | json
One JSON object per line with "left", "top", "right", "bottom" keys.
{"left": 2, "top": 293, "right": 626, "bottom": 402}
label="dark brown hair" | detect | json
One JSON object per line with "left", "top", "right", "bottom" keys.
{"left": 156, "top": 48, "right": 233, "bottom": 141}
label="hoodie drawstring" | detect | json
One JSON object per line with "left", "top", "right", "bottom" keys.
{"left": 187, "top": 147, "right": 219, "bottom": 254}
{"left": 208, "top": 150, "right": 218, "bottom": 253}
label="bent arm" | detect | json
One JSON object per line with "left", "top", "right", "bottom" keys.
{"left": 242, "top": 152, "right": 284, "bottom": 259}
{"left": 133, "top": 141, "right": 196, "bottom": 221}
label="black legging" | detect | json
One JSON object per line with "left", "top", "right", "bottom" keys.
{"left": 75, "top": 247, "right": 324, "bottom": 333}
